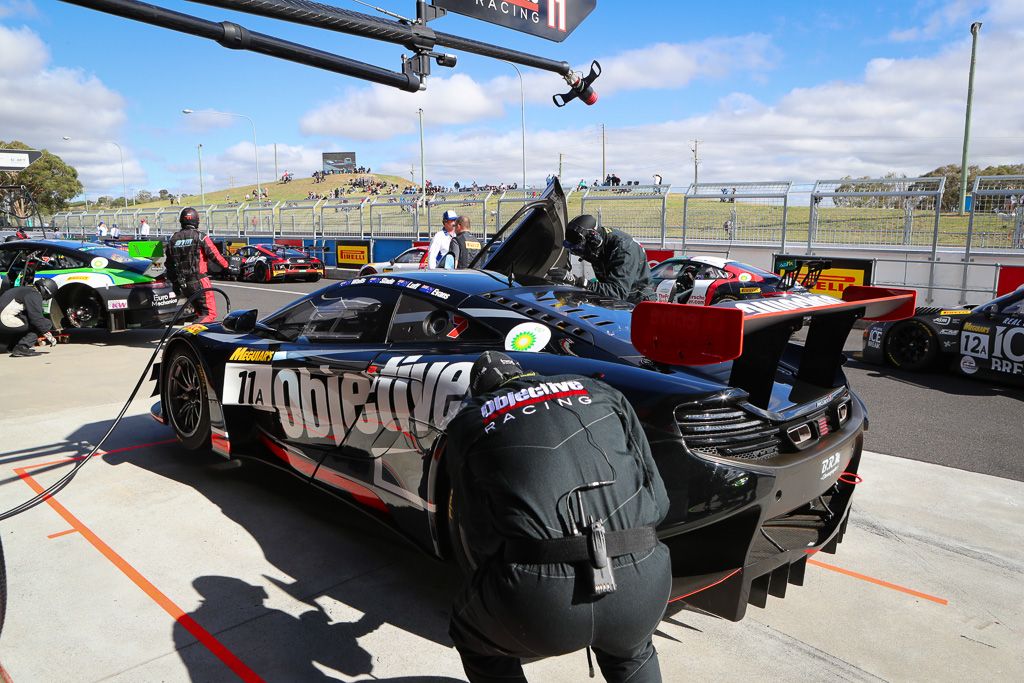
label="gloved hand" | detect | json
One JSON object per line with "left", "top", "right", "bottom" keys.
{"left": 43, "top": 331, "right": 58, "bottom": 347}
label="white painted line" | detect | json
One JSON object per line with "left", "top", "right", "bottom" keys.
{"left": 217, "top": 282, "right": 312, "bottom": 296}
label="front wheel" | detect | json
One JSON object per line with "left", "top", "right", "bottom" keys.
{"left": 164, "top": 347, "right": 211, "bottom": 450}
{"left": 885, "top": 320, "right": 939, "bottom": 371}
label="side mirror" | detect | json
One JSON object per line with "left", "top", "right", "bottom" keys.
{"left": 223, "top": 309, "right": 258, "bottom": 333}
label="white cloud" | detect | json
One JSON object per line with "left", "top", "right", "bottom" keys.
{"left": 169, "top": 142, "right": 324, "bottom": 195}
{"left": 0, "top": 1, "right": 38, "bottom": 19}
{"left": 377, "top": 13, "right": 1024, "bottom": 188}
{"left": 0, "top": 22, "right": 143, "bottom": 196}
{"left": 889, "top": 0, "right": 985, "bottom": 42}
{"left": 300, "top": 35, "right": 778, "bottom": 140}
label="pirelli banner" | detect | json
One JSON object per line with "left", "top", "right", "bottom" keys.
{"left": 772, "top": 254, "right": 874, "bottom": 297}
{"left": 335, "top": 240, "right": 371, "bottom": 267}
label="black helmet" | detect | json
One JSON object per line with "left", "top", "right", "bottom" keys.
{"left": 35, "top": 277, "right": 58, "bottom": 301}
{"left": 179, "top": 207, "right": 200, "bottom": 229}
{"left": 469, "top": 351, "right": 524, "bottom": 396}
{"left": 563, "top": 214, "right": 604, "bottom": 262}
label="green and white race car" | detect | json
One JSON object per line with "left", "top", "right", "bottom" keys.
{"left": 0, "top": 239, "right": 180, "bottom": 331}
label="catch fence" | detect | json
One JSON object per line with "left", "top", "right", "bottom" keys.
{"left": 208, "top": 204, "right": 243, "bottom": 236}
{"left": 426, "top": 191, "right": 493, "bottom": 239}
{"left": 279, "top": 199, "right": 322, "bottom": 236}
{"left": 494, "top": 186, "right": 551, "bottom": 228}
{"left": 681, "top": 181, "right": 790, "bottom": 248}
{"left": 319, "top": 198, "right": 366, "bottom": 237}
{"left": 581, "top": 184, "right": 669, "bottom": 245}
{"left": 964, "top": 175, "right": 1024, "bottom": 251}
{"left": 241, "top": 201, "right": 277, "bottom": 236}
{"left": 368, "top": 194, "right": 421, "bottom": 238}
{"left": 808, "top": 177, "right": 945, "bottom": 248}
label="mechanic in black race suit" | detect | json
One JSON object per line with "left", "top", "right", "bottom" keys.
{"left": 444, "top": 215, "right": 482, "bottom": 269}
{"left": 560, "top": 214, "right": 655, "bottom": 304}
{"left": 0, "top": 277, "right": 58, "bottom": 357}
{"left": 445, "top": 351, "right": 672, "bottom": 683}
{"left": 165, "top": 207, "right": 228, "bottom": 323}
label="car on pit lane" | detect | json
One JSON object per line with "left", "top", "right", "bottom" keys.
{"left": 149, "top": 179, "right": 914, "bottom": 621}
{"left": 358, "top": 246, "right": 429, "bottom": 276}
{"left": 862, "top": 286, "right": 1024, "bottom": 385}
{"left": 219, "top": 244, "right": 326, "bottom": 283}
{"left": 0, "top": 239, "right": 179, "bottom": 331}
{"left": 650, "top": 255, "right": 808, "bottom": 305}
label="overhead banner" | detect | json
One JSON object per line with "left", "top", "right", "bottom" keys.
{"left": 0, "top": 148, "right": 42, "bottom": 171}
{"left": 772, "top": 254, "right": 874, "bottom": 297}
{"left": 432, "top": 0, "right": 597, "bottom": 42}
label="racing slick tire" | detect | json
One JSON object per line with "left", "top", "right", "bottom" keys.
{"left": 305, "top": 275, "right": 321, "bottom": 283}
{"left": 885, "top": 320, "right": 939, "bottom": 371}
{"left": 447, "top": 488, "right": 478, "bottom": 576}
{"left": 247, "top": 262, "right": 269, "bottom": 284}
{"left": 165, "top": 346, "right": 212, "bottom": 451}
{"left": 60, "top": 288, "right": 105, "bottom": 328}
{"left": 712, "top": 294, "right": 739, "bottom": 305}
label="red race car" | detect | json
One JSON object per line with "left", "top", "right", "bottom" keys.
{"left": 233, "top": 244, "right": 326, "bottom": 283}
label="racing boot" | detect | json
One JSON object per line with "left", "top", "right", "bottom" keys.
{"left": 10, "top": 345, "right": 40, "bottom": 357}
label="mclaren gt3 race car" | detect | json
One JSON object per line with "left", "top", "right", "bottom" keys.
{"left": 150, "top": 180, "right": 914, "bottom": 621}
{"left": 651, "top": 256, "right": 816, "bottom": 306}
{"left": 0, "top": 239, "right": 179, "bottom": 331}
{"left": 862, "top": 285, "right": 1024, "bottom": 385}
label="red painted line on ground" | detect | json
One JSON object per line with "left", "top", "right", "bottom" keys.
{"left": 807, "top": 558, "right": 949, "bottom": 605}
{"left": 0, "top": 660, "right": 14, "bottom": 683}
{"left": 46, "top": 529, "right": 78, "bottom": 539}
{"left": 25, "top": 439, "right": 178, "bottom": 471}
{"left": 13, "top": 464, "right": 266, "bottom": 682}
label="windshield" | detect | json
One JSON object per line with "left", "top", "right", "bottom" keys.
{"left": 74, "top": 245, "right": 153, "bottom": 273}
{"left": 272, "top": 247, "right": 310, "bottom": 258}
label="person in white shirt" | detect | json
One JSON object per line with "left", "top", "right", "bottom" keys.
{"left": 139, "top": 218, "right": 151, "bottom": 237}
{"left": 428, "top": 210, "right": 458, "bottom": 269}
{"left": 96, "top": 221, "right": 108, "bottom": 238}
{"left": 110, "top": 224, "right": 121, "bottom": 239}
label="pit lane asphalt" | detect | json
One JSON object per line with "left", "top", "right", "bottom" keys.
{"left": 221, "top": 279, "right": 1024, "bottom": 482}
{"left": 1, "top": 279, "right": 1022, "bottom": 681}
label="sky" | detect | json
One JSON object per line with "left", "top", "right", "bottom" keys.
{"left": 2, "top": 0, "right": 1023, "bottom": 201}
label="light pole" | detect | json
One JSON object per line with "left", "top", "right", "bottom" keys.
{"left": 500, "top": 60, "right": 527, "bottom": 190}
{"left": 197, "top": 143, "right": 206, "bottom": 206}
{"left": 63, "top": 135, "right": 127, "bottom": 208}
{"left": 958, "top": 22, "right": 982, "bottom": 215}
{"left": 182, "top": 109, "right": 261, "bottom": 202}
{"left": 417, "top": 108, "right": 426, "bottom": 197}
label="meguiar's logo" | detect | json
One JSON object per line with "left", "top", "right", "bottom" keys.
{"left": 229, "top": 347, "right": 275, "bottom": 362}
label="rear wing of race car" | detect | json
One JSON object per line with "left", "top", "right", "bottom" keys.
{"left": 776, "top": 257, "right": 833, "bottom": 291}
{"left": 632, "top": 286, "right": 916, "bottom": 407}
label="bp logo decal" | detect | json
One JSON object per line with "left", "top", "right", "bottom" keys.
{"left": 504, "top": 323, "right": 551, "bottom": 353}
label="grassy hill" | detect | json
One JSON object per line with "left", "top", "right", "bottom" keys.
{"left": 69, "top": 173, "right": 415, "bottom": 211}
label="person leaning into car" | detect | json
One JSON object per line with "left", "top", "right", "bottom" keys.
{"left": 445, "top": 351, "right": 672, "bottom": 683}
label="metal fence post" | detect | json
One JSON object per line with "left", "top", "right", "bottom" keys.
{"left": 659, "top": 192, "right": 667, "bottom": 248}
{"left": 925, "top": 190, "right": 943, "bottom": 304}
{"left": 681, "top": 195, "right": 688, "bottom": 249}
{"left": 959, "top": 178, "right": 979, "bottom": 304}
{"left": 780, "top": 194, "right": 789, "bottom": 253}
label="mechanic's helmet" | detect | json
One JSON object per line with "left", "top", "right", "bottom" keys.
{"left": 179, "top": 207, "right": 201, "bottom": 229}
{"left": 469, "top": 351, "right": 524, "bottom": 396}
{"left": 563, "top": 214, "right": 605, "bottom": 261}
{"left": 34, "top": 277, "right": 58, "bottom": 301}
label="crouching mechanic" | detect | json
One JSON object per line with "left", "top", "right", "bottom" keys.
{"left": 165, "top": 207, "right": 228, "bottom": 323}
{"left": 558, "top": 215, "right": 655, "bottom": 303}
{"left": 446, "top": 351, "right": 672, "bottom": 683}
{"left": 0, "top": 277, "right": 58, "bottom": 357}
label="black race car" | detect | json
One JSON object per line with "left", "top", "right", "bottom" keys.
{"left": 862, "top": 286, "right": 1024, "bottom": 385}
{"left": 0, "top": 239, "right": 179, "bottom": 331}
{"left": 150, "top": 180, "right": 914, "bottom": 621}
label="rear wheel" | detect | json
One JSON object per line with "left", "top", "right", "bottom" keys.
{"left": 61, "top": 289, "right": 105, "bottom": 328}
{"left": 712, "top": 293, "right": 739, "bottom": 305}
{"left": 306, "top": 274, "right": 322, "bottom": 283}
{"left": 885, "top": 320, "right": 939, "bottom": 371}
{"left": 165, "top": 347, "right": 211, "bottom": 450}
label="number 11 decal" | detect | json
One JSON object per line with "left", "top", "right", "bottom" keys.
{"left": 548, "top": 0, "right": 567, "bottom": 32}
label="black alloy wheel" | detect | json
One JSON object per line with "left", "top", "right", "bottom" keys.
{"left": 63, "top": 291, "right": 104, "bottom": 328}
{"left": 886, "top": 320, "right": 939, "bottom": 371}
{"left": 165, "top": 348, "right": 211, "bottom": 450}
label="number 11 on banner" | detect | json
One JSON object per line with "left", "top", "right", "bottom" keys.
{"left": 548, "top": 0, "right": 567, "bottom": 33}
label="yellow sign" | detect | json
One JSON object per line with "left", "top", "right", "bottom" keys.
{"left": 182, "top": 324, "right": 207, "bottom": 335}
{"left": 740, "top": 287, "right": 761, "bottom": 294}
{"left": 801, "top": 268, "right": 865, "bottom": 296}
{"left": 336, "top": 243, "right": 370, "bottom": 266}
{"left": 229, "top": 347, "right": 275, "bottom": 362}
{"left": 940, "top": 309, "right": 971, "bottom": 315}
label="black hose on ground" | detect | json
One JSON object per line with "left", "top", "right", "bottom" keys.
{"left": 0, "top": 287, "right": 230, "bottom": 522}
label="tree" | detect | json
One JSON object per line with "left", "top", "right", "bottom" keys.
{"left": 921, "top": 162, "right": 1024, "bottom": 212}
{"left": 158, "top": 189, "right": 170, "bottom": 200}
{"left": 136, "top": 189, "right": 153, "bottom": 203}
{"left": 0, "top": 139, "right": 84, "bottom": 214}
